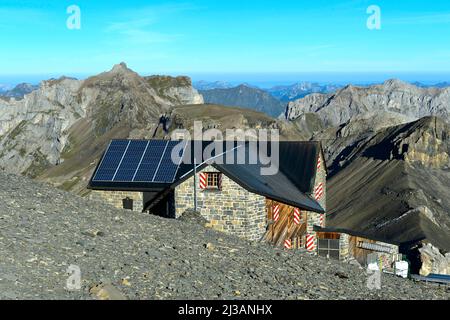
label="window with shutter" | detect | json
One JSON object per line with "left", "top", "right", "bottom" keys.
{"left": 203, "top": 172, "right": 222, "bottom": 190}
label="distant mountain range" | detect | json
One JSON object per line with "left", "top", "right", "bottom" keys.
{"left": 200, "top": 84, "right": 286, "bottom": 117}
{"left": 193, "top": 80, "right": 234, "bottom": 90}
{"left": 0, "top": 83, "right": 39, "bottom": 99}
{"left": 0, "top": 84, "right": 13, "bottom": 92}
{"left": 287, "top": 79, "right": 450, "bottom": 127}
{"left": 411, "top": 81, "right": 450, "bottom": 88}
{"left": 267, "top": 82, "right": 343, "bottom": 102}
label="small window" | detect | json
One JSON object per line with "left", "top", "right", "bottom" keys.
{"left": 206, "top": 172, "right": 222, "bottom": 190}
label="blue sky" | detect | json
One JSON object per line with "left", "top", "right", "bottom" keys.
{"left": 1, "top": 0, "right": 450, "bottom": 82}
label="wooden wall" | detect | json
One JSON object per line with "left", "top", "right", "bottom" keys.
{"left": 263, "top": 199, "right": 308, "bottom": 248}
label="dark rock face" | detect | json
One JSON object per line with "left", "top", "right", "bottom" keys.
{"left": 200, "top": 85, "right": 286, "bottom": 117}
{"left": 327, "top": 117, "right": 450, "bottom": 261}
{"left": 0, "top": 172, "right": 448, "bottom": 300}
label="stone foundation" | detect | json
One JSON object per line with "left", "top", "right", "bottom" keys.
{"left": 89, "top": 190, "right": 143, "bottom": 212}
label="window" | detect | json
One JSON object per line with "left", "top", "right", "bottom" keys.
{"left": 199, "top": 172, "right": 223, "bottom": 190}
{"left": 207, "top": 173, "right": 222, "bottom": 189}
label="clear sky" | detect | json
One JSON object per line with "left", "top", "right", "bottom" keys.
{"left": 1, "top": 0, "right": 450, "bottom": 81}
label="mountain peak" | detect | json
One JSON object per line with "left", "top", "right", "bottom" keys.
{"left": 111, "top": 62, "right": 131, "bottom": 73}
{"left": 383, "top": 79, "right": 410, "bottom": 88}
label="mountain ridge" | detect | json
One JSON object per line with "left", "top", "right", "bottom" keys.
{"left": 287, "top": 79, "right": 450, "bottom": 129}
{"left": 200, "top": 84, "right": 286, "bottom": 117}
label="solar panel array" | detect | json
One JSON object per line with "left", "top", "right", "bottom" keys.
{"left": 92, "top": 140, "right": 186, "bottom": 184}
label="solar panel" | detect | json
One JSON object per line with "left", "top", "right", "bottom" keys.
{"left": 92, "top": 139, "right": 187, "bottom": 184}
{"left": 153, "top": 141, "right": 186, "bottom": 183}
{"left": 113, "top": 140, "right": 148, "bottom": 182}
{"left": 92, "top": 140, "right": 129, "bottom": 182}
{"left": 133, "top": 140, "right": 169, "bottom": 182}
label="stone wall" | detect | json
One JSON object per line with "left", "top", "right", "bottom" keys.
{"left": 174, "top": 166, "right": 267, "bottom": 241}
{"left": 339, "top": 233, "right": 351, "bottom": 261}
{"left": 89, "top": 190, "right": 143, "bottom": 212}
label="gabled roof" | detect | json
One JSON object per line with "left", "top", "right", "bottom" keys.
{"left": 88, "top": 139, "right": 325, "bottom": 213}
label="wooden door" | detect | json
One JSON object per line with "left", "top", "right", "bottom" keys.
{"left": 264, "top": 199, "right": 308, "bottom": 248}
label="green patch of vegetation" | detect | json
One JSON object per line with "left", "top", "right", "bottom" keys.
{"left": 146, "top": 75, "right": 191, "bottom": 89}
{"left": 19, "top": 148, "right": 27, "bottom": 157}
{"left": 24, "top": 148, "right": 51, "bottom": 178}
{"left": 60, "top": 176, "right": 81, "bottom": 191}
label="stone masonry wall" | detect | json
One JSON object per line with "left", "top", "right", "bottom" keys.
{"left": 89, "top": 190, "right": 143, "bottom": 213}
{"left": 174, "top": 166, "right": 267, "bottom": 241}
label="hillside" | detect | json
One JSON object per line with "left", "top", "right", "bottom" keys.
{"left": 0, "top": 171, "right": 447, "bottom": 300}
{"left": 327, "top": 117, "right": 450, "bottom": 274}
{"left": 170, "top": 104, "right": 305, "bottom": 140}
{"left": 200, "top": 84, "right": 286, "bottom": 117}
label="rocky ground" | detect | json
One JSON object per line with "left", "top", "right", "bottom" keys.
{"left": 0, "top": 172, "right": 448, "bottom": 300}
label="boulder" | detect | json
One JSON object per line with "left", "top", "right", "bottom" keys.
{"left": 419, "top": 243, "right": 450, "bottom": 276}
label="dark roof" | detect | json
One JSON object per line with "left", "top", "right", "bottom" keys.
{"left": 176, "top": 141, "right": 322, "bottom": 193}
{"left": 88, "top": 139, "right": 325, "bottom": 213}
{"left": 313, "top": 226, "right": 401, "bottom": 246}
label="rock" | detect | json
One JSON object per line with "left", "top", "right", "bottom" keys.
{"left": 121, "top": 278, "right": 132, "bottom": 287}
{"left": 335, "top": 272, "right": 349, "bottom": 279}
{"left": 419, "top": 243, "right": 450, "bottom": 276}
{"left": 90, "top": 284, "right": 128, "bottom": 300}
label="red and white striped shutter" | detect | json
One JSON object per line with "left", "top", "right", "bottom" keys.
{"left": 315, "top": 183, "right": 324, "bottom": 201}
{"left": 273, "top": 205, "right": 280, "bottom": 222}
{"left": 199, "top": 173, "right": 207, "bottom": 190}
{"left": 284, "top": 239, "right": 292, "bottom": 250}
{"left": 319, "top": 214, "right": 325, "bottom": 227}
{"left": 218, "top": 173, "right": 223, "bottom": 190}
{"left": 306, "top": 234, "right": 316, "bottom": 252}
{"left": 293, "top": 208, "right": 301, "bottom": 225}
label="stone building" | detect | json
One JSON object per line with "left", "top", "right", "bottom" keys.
{"left": 88, "top": 140, "right": 327, "bottom": 249}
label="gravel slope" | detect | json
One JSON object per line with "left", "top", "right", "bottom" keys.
{"left": 0, "top": 172, "right": 448, "bottom": 300}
